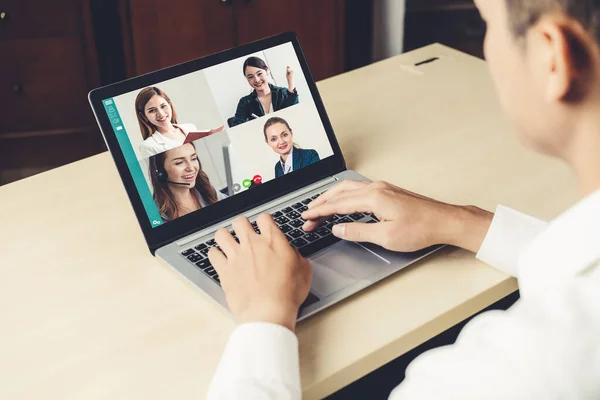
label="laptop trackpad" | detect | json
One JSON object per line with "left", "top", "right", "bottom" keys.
{"left": 310, "top": 241, "right": 390, "bottom": 298}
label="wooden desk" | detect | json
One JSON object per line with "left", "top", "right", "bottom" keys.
{"left": 0, "top": 44, "right": 578, "bottom": 399}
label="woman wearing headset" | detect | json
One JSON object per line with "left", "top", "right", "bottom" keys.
{"left": 149, "top": 143, "right": 227, "bottom": 222}
{"left": 263, "top": 117, "right": 320, "bottom": 178}
{"left": 136, "top": 86, "right": 208, "bottom": 158}
{"left": 228, "top": 57, "right": 299, "bottom": 127}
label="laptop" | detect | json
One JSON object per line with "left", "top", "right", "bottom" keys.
{"left": 88, "top": 32, "right": 442, "bottom": 321}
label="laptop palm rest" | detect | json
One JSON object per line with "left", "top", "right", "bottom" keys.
{"left": 309, "top": 241, "right": 390, "bottom": 298}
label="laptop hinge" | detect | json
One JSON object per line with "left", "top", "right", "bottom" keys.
{"left": 175, "top": 176, "right": 338, "bottom": 247}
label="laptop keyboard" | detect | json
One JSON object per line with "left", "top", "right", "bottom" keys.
{"left": 179, "top": 192, "right": 379, "bottom": 310}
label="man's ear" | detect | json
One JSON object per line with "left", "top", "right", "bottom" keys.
{"left": 530, "top": 15, "right": 593, "bottom": 102}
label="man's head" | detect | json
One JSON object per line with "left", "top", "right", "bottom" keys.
{"left": 475, "top": 0, "right": 600, "bottom": 158}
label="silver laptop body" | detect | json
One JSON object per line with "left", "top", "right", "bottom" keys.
{"left": 88, "top": 32, "right": 442, "bottom": 322}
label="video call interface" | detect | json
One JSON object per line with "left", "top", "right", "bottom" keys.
{"left": 102, "top": 42, "right": 334, "bottom": 228}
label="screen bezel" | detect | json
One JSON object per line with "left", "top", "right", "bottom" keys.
{"left": 89, "top": 32, "right": 346, "bottom": 254}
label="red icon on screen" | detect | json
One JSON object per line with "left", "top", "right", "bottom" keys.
{"left": 237, "top": 174, "right": 263, "bottom": 193}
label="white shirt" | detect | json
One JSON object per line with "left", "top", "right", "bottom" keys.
{"left": 139, "top": 123, "right": 199, "bottom": 158}
{"left": 194, "top": 188, "right": 228, "bottom": 208}
{"left": 207, "top": 189, "right": 600, "bottom": 400}
{"left": 280, "top": 147, "right": 294, "bottom": 175}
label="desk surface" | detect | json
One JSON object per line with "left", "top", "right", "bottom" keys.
{"left": 0, "top": 44, "right": 579, "bottom": 399}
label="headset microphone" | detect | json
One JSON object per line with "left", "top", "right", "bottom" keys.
{"left": 156, "top": 166, "right": 192, "bottom": 186}
{"left": 167, "top": 180, "right": 191, "bottom": 186}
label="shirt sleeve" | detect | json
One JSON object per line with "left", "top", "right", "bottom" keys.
{"left": 139, "top": 139, "right": 154, "bottom": 159}
{"left": 217, "top": 190, "right": 228, "bottom": 200}
{"left": 281, "top": 87, "right": 299, "bottom": 108}
{"left": 476, "top": 205, "right": 548, "bottom": 277}
{"left": 229, "top": 98, "right": 252, "bottom": 127}
{"left": 389, "top": 262, "right": 600, "bottom": 400}
{"left": 207, "top": 323, "right": 301, "bottom": 400}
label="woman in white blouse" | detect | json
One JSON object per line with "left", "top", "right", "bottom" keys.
{"left": 135, "top": 86, "right": 202, "bottom": 158}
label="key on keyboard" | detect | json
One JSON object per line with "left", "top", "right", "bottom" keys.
{"left": 285, "top": 211, "right": 301, "bottom": 220}
{"left": 195, "top": 259, "right": 212, "bottom": 270}
{"left": 303, "top": 232, "right": 320, "bottom": 243}
{"left": 289, "top": 229, "right": 304, "bottom": 239}
{"left": 187, "top": 253, "right": 203, "bottom": 263}
{"left": 349, "top": 212, "right": 365, "bottom": 221}
{"left": 291, "top": 238, "right": 309, "bottom": 248}
{"left": 315, "top": 227, "right": 331, "bottom": 237}
{"left": 289, "top": 219, "right": 304, "bottom": 228}
{"left": 274, "top": 216, "right": 290, "bottom": 225}
{"left": 280, "top": 224, "right": 293, "bottom": 234}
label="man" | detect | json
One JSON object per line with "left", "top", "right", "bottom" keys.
{"left": 207, "top": 0, "right": 600, "bottom": 398}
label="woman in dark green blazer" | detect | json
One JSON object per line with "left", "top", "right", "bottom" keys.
{"left": 263, "top": 117, "right": 320, "bottom": 178}
{"left": 228, "top": 57, "right": 299, "bottom": 127}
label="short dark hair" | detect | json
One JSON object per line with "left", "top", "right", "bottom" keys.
{"left": 506, "top": 0, "right": 600, "bottom": 44}
{"left": 243, "top": 56, "right": 269, "bottom": 75}
{"left": 263, "top": 117, "right": 292, "bottom": 141}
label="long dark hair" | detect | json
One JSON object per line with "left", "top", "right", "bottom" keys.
{"left": 148, "top": 143, "right": 218, "bottom": 221}
{"left": 135, "top": 87, "right": 179, "bottom": 140}
{"left": 243, "top": 56, "right": 269, "bottom": 75}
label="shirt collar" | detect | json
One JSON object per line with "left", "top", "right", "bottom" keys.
{"left": 280, "top": 147, "right": 294, "bottom": 173}
{"left": 151, "top": 130, "right": 167, "bottom": 144}
{"left": 518, "top": 188, "right": 600, "bottom": 285}
{"left": 151, "top": 124, "right": 185, "bottom": 145}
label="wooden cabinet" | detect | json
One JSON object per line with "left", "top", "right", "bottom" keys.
{"left": 122, "top": 0, "right": 236, "bottom": 76}
{"left": 120, "top": 0, "right": 345, "bottom": 81}
{"left": 235, "top": 0, "right": 345, "bottom": 80}
{"left": 0, "top": 0, "right": 105, "bottom": 175}
{"left": 404, "top": 0, "right": 484, "bottom": 59}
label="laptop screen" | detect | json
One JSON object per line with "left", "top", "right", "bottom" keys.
{"left": 100, "top": 42, "right": 335, "bottom": 228}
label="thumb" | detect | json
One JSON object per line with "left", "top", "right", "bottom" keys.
{"left": 332, "top": 222, "right": 384, "bottom": 244}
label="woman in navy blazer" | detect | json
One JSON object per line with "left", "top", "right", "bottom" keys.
{"left": 263, "top": 117, "right": 320, "bottom": 178}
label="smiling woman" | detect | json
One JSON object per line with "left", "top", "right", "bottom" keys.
{"left": 148, "top": 143, "right": 227, "bottom": 221}
{"left": 228, "top": 57, "right": 300, "bottom": 127}
{"left": 263, "top": 117, "right": 320, "bottom": 178}
{"left": 135, "top": 87, "right": 205, "bottom": 158}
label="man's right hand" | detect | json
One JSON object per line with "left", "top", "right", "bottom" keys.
{"left": 302, "top": 180, "right": 493, "bottom": 253}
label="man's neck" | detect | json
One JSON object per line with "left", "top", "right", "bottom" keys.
{"left": 564, "top": 108, "right": 600, "bottom": 197}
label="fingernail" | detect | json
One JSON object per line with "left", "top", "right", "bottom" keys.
{"left": 332, "top": 224, "right": 345, "bottom": 238}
